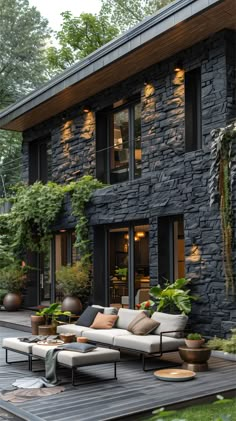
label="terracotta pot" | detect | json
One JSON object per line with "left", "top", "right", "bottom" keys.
{"left": 31, "top": 315, "right": 45, "bottom": 335}
{"left": 185, "top": 338, "right": 205, "bottom": 349}
{"left": 3, "top": 293, "right": 22, "bottom": 311}
{"left": 60, "top": 333, "right": 76, "bottom": 343}
{"left": 61, "top": 296, "right": 82, "bottom": 315}
{"left": 77, "top": 337, "right": 88, "bottom": 343}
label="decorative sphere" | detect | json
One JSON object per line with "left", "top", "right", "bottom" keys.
{"left": 61, "top": 296, "right": 82, "bottom": 315}
{"left": 3, "top": 293, "right": 22, "bottom": 311}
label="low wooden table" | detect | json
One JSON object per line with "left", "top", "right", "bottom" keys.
{"left": 178, "top": 346, "right": 211, "bottom": 372}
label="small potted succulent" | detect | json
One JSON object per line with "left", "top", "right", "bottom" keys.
{"left": 185, "top": 333, "right": 205, "bottom": 349}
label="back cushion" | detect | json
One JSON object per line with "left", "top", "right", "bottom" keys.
{"left": 92, "top": 305, "right": 118, "bottom": 315}
{"left": 76, "top": 306, "right": 103, "bottom": 327}
{"left": 151, "top": 312, "right": 188, "bottom": 338}
{"left": 116, "top": 308, "right": 148, "bottom": 330}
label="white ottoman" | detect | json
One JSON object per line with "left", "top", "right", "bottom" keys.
{"left": 2, "top": 338, "right": 34, "bottom": 370}
{"left": 32, "top": 344, "right": 120, "bottom": 385}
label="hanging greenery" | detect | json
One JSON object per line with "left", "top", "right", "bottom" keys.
{"left": 10, "top": 182, "right": 67, "bottom": 254}
{"left": 210, "top": 122, "right": 236, "bottom": 296}
{"left": 71, "top": 175, "right": 105, "bottom": 265}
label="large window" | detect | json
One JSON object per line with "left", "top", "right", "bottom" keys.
{"left": 96, "top": 98, "right": 141, "bottom": 184}
{"left": 185, "top": 68, "right": 202, "bottom": 152}
{"left": 29, "top": 138, "right": 51, "bottom": 184}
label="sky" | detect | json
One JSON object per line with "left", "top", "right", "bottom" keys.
{"left": 28, "top": 0, "right": 102, "bottom": 31}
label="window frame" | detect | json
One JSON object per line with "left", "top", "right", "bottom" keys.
{"left": 184, "top": 67, "right": 202, "bottom": 152}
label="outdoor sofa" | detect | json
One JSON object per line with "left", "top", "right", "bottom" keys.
{"left": 57, "top": 307, "right": 188, "bottom": 370}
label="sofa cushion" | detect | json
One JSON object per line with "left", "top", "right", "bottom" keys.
{"left": 59, "top": 343, "right": 96, "bottom": 353}
{"left": 151, "top": 312, "right": 188, "bottom": 338}
{"left": 2, "top": 338, "right": 34, "bottom": 354}
{"left": 76, "top": 306, "right": 103, "bottom": 327}
{"left": 116, "top": 308, "right": 148, "bottom": 330}
{"left": 57, "top": 324, "right": 92, "bottom": 336}
{"left": 114, "top": 334, "right": 185, "bottom": 353}
{"left": 83, "top": 328, "right": 132, "bottom": 345}
{"left": 90, "top": 313, "right": 118, "bottom": 329}
{"left": 92, "top": 305, "right": 118, "bottom": 315}
{"left": 127, "top": 312, "right": 159, "bottom": 335}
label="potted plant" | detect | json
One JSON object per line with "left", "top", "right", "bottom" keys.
{"left": 31, "top": 302, "right": 71, "bottom": 334}
{"left": 138, "top": 278, "right": 196, "bottom": 316}
{"left": 115, "top": 267, "right": 128, "bottom": 281}
{"left": 56, "top": 261, "right": 90, "bottom": 314}
{"left": 185, "top": 333, "right": 205, "bottom": 349}
{"left": 0, "top": 264, "right": 27, "bottom": 311}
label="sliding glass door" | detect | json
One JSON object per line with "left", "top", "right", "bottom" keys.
{"left": 108, "top": 223, "right": 150, "bottom": 309}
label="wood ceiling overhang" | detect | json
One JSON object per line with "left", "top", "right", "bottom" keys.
{"left": 0, "top": 0, "right": 235, "bottom": 132}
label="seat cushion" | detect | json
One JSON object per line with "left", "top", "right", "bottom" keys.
{"left": 90, "top": 313, "right": 118, "bottom": 329}
{"left": 127, "top": 312, "right": 159, "bottom": 335}
{"left": 75, "top": 306, "right": 103, "bottom": 327}
{"left": 57, "top": 324, "right": 92, "bottom": 336}
{"left": 83, "top": 328, "right": 132, "bottom": 345}
{"left": 32, "top": 344, "right": 120, "bottom": 366}
{"left": 57, "top": 347, "right": 120, "bottom": 367}
{"left": 2, "top": 338, "right": 33, "bottom": 354}
{"left": 92, "top": 305, "right": 118, "bottom": 315}
{"left": 151, "top": 312, "right": 188, "bottom": 338}
{"left": 116, "top": 308, "right": 148, "bottom": 330}
{"left": 114, "top": 334, "right": 185, "bottom": 353}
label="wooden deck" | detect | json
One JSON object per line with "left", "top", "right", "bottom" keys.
{"left": 0, "top": 327, "right": 236, "bottom": 421}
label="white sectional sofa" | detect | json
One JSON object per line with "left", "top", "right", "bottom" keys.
{"left": 57, "top": 307, "right": 187, "bottom": 370}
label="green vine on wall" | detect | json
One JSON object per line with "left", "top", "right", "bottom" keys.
{"left": 0, "top": 177, "right": 105, "bottom": 265}
{"left": 71, "top": 176, "right": 105, "bottom": 265}
{"left": 210, "top": 122, "right": 236, "bottom": 296}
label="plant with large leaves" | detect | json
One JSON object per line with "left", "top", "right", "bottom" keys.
{"left": 209, "top": 122, "right": 236, "bottom": 296}
{"left": 138, "top": 278, "right": 196, "bottom": 315}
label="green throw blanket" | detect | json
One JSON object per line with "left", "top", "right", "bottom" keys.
{"left": 45, "top": 348, "right": 61, "bottom": 384}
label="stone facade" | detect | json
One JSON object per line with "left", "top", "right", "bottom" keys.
{"left": 22, "top": 29, "right": 236, "bottom": 337}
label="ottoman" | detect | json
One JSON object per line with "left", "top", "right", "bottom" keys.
{"left": 32, "top": 345, "right": 120, "bottom": 386}
{"left": 2, "top": 338, "right": 34, "bottom": 370}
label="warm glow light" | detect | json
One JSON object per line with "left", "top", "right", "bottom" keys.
{"left": 174, "top": 61, "right": 183, "bottom": 72}
{"left": 59, "top": 229, "right": 66, "bottom": 233}
{"left": 136, "top": 231, "right": 145, "bottom": 238}
{"left": 124, "top": 233, "right": 129, "bottom": 240}
{"left": 83, "top": 106, "right": 90, "bottom": 113}
{"left": 134, "top": 236, "right": 140, "bottom": 242}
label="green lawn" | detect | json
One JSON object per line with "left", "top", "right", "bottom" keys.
{"left": 144, "top": 398, "right": 236, "bottom": 421}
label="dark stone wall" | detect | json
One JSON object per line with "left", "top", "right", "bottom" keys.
{"left": 22, "top": 29, "right": 236, "bottom": 337}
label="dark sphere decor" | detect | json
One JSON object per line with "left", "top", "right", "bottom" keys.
{"left": 61, "top": 296, "right": 82, "bottom": 315}
{"left": 3, "top": 293, "right": 22, "bottom": 311}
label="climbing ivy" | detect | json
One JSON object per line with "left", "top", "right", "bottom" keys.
{"left": 71, "top": 176, "right": 105, "bottom": 265}
{"left": 10, "top": 182, "right": 67, "bottom": 254}
{"left": 210, "top": 122, "right": 236, "bottom": 296}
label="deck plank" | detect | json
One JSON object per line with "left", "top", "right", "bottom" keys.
{"left": 0, "top": 327, "right": 236, "bottom": 421}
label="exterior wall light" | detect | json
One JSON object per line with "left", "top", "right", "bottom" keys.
{"left": 136, "top": 231, "right": 145, "bottom": 238}
{"left": 83, "top": 106, "right": 91, "bottom": 113}
{"left": 174, "top": 61, "right": 183, "bottom": 72}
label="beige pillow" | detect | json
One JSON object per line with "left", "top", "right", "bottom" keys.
{"left": 127, "top": 311, "right": 160, "bottom": 335}
{"left": 90, "top": 312, "right": 118, "bottom": 329}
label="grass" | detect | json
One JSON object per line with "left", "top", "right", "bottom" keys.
{"left": 143, "top": 398, "right": 236, "bottom": 420}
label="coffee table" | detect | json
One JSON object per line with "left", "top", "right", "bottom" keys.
{"left": 178, "top": 346, "right": 211, "bottom": 371}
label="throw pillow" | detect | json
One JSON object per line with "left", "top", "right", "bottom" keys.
{"left": 127, "top": 311, "right": 160, "bottom": 335}
{"left": 60, "top": 343, "right": 96, "bottom": 353}
{"left": 75, "top": 306, "right": 104, "bottom": 327}
{"left": 90, "top": 312, "right": 118, "bottom": 329}
{"left": 151, "top": 312, "right": 188, "bottom": 338}
{"left": 92, "top": 305, "right": 118, "bottom": 315}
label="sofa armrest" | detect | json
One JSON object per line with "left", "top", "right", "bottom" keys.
{"left": 159, "top": 330, "right": 186, "bottom": 354}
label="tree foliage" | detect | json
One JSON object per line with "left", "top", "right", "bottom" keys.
{"left": 47, "top": 11, "right": 119, "bottom": 71}
{"left": 100, "top": 0, "right": 173, "bottom": 32}
{"left": 0, "top": 0, "right": 51, "bottom": 196}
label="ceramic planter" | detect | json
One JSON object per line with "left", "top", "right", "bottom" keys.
{"left": 3, "top": 292, "right": 22, "bottom": 311}
{"left": 185, "top": 338, "right": 205, "bottom": 349}
{"left": 31, "top": 315, "right": 45, "bottom": 335}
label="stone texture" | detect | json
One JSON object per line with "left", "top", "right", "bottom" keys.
{"left": 22, "top": 30, "right": 236, "bottom": 337}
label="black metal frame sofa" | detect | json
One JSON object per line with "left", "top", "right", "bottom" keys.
{"left": 57, "top": 307, "right": 187, "bottom": 370}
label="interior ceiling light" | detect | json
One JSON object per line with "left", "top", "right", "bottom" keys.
{"left": 136, "top": 231, "right": 145, "bottom": 238}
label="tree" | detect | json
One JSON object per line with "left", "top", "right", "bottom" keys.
{"left": 0, "top": 0, "right": 51, "bottom": 196}
{"left": 100, "top": 0, "right": 172, "bottom": 32}
{"left": 47, "top": 12, "right": 119, "bottom": 71}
